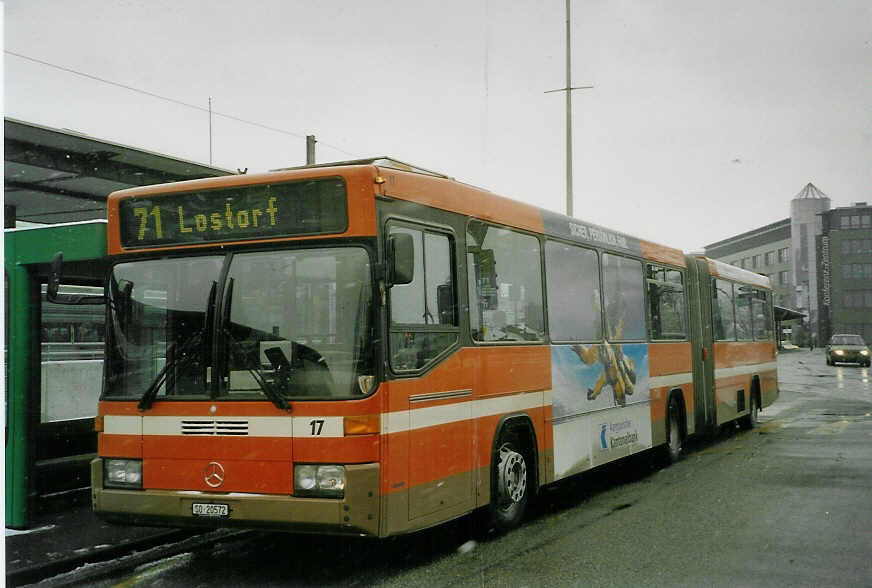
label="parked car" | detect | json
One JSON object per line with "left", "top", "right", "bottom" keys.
{"left": 825, "top": 334, "right": 871, "bottom": 367}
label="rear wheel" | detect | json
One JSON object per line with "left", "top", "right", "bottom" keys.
{"left": 740, "top": 393, "right": 759, "bottom": 430}
{"left": 488, "top": 438, "right": 529, "bottom": 532}
{"left": 664, "top": 398, "right": 684, "bottom": 464}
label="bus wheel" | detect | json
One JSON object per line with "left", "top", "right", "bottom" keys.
{"left": 489, "top": 439, "right": 529, "bottom": 532}
{"left": 665, "top": 398, "right": 684, "bottom": 464}
{"left": 740, "top": 394, "right": 759, "bottom": 430}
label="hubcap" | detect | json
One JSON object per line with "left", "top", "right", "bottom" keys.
{"left": 498, "top": 444, "right": 527, "bottom": 504}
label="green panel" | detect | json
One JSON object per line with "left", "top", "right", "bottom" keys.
{"left": 5, "top": 260, "right": 33, "bottom": 528}
{"left": 4, "top": 221, "right": 106, "bottom": 265}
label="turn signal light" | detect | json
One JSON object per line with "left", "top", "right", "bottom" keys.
{"left": 343, "top": 414, "right": 380, "bottom": 436}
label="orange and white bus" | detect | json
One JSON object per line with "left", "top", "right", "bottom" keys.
{"left": 89, "top": 158, "right": 777, "bottom": 536}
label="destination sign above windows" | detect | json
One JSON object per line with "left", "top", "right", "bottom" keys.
{"left": 118, "top": 177, "right": 348, "bottom": 248}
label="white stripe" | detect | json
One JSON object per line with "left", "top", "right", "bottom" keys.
{"left": 715, "top": 361, "right": 777, "bottom": 379}
{"left": 107, "top": 390, "right": 555, "bottom": 437}
{"left": 649, "top": 372, "right": 693, "bottom": 389}
{"left": 139, "top": 416, "right": 292, "bottom": 437}
{"left": 104, "top": 415, "right": 142, "bottom": 435}
{"left": 382, "top": 390, "right": 552, "bottom": 434}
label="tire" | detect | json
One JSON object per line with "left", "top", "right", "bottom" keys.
{"left": 740, "top": 393, "right": 759, "bottom": 430}
{"left": 664, "top": 397, "right": 684, "bottom": 464}
{"left": 488, "top": 437, "right": 529, "bottom": 532}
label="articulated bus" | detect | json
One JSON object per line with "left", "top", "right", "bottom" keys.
{"left": 90, "top": 158, "right": 777, "bottom": 536}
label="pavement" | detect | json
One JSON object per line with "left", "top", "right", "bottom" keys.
{"left": 5, "top": 492, "right": 192, "bottom": 586}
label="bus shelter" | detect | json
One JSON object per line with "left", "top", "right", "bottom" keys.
{"left": 5, "top": 220, "right": 108, "bottom": 528}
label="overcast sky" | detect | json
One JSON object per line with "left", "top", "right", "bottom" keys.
{"left": 5, "top": 0, "right": 870, "bottom": 251}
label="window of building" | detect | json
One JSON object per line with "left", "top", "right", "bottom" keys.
{"left": 842, "top": 240, "right": 852, "bottom": 255}
{"left": 862, "top": 215, "right": 871, "bottom": 228}
{"left": 601, "top": 254, "right": 646, "bottom": 341}
{"left": 752, "top": 254, "right": 761, "bottom": 268}
{"left": 645, "top": 264, "right": 687, "bottom": 340}
{"left": 778, "top": 247, "right": 790, "bottom": 263}
{"left": 544, "top": 241, "right": 602, "bottom": 342}
{"left": 841, "top": 216, "right": 851, "bottom": 229}
{"left": 851, "top": 215, "right": 861, "bottom": 229}
{"left": 779, "top": 270, "right": 790, "bottom": 285}
{"left": 764, "top": 251, "right": 775, "bottom": 265}
{"left": 466, "top": 220, "right": 544, "bottom": 343}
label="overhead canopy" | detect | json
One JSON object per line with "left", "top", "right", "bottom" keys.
{"left": 774, "top": 305, "right": 805, "bottom": 321}
{"left": 4, "top": 118, "right": 232, "bottom": 225}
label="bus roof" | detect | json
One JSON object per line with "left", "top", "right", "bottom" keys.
{"left": 701, "top": 256, "right": 772, "bottom": 289}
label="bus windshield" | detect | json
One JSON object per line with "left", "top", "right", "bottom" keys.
{"left": 104, "top": 247, "right": 373, "bottom": 402}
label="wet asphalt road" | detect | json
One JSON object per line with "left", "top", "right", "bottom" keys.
{"left": 63, "top": 350, "right": 872, "bottom": 587}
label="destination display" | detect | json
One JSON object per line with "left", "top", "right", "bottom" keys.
{"left": 118, "top": 177, "right": 347, "bottom": 248}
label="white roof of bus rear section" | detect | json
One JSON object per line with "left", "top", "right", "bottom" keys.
{"left": 702, "top": 256, "right": 772, "bottom": 289}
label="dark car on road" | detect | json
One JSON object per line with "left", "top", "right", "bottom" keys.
{"left": 825, "top": 334, "right": 871, "bottom": 367}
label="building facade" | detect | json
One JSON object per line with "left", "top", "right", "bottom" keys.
{"left": 816, "top": 203, "right": 872, "bottom": 342}
{"left": 703, "top": 182, "right": 849, "bottom": 346}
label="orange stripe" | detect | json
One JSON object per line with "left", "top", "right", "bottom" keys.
{"left": 99, "top": 434, "right": 141, "bottom": 458}
{"left": 640, "top": 240, "right": 686, "bottom": 267}
{"left": 713, "top": 341, "right": 776, "bottom": 368}
{"left": 143, "top": 435, "right": 290, "bottom": 460}
{"left": 648, "top": 342, "right": 692, "bottom": 376}
{"left": 378, "top": 169, "right": 545, "bottom": 234}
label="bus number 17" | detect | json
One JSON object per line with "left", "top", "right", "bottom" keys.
{"left": 309, "top": 419, "right": 325, "bottom": 436}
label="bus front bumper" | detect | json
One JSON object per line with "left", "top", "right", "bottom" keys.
{"left": 91, "top": 459, "right": 381, "bottom": 536}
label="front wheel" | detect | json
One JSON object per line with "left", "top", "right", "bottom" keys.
{"left": 488, "top": 439, "right": 529, "bottom": 532}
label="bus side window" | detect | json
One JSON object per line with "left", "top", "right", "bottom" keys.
{"left": 544, "top": 240, "right": 601, "bottom": 342}
{"left": 712, "top": 279, "right": 736, "bottom": 340}
{"left": 466, "top": 220, "right": 544, "bottom": 343}
{"left": 645, "top": 264, "right": 687, "bottom": 341}
{"left": 601, "top": 254, "right": 645, "bottom": 341}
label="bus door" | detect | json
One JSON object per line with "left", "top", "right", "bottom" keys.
{"left": 686, "top": 257, "right": 715, "bottom": 432}
{"left": 382, "top": 214, "right": 472, "bottom": 522}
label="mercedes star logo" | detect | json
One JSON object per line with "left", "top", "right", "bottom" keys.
{"left": 203, "top": 461, "right": 226, "bottom": 488}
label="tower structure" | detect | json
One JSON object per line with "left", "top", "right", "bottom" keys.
{"left": 790, "top": 183, "right": 830, "bottom": 341}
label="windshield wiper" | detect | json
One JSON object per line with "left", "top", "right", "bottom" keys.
{"left": 221, "top": 278, "right": 291, "bottom": 412}
{"left": 137, "top": 329, "right": 205, "bottom": 410}
{"left": 138, "top": 282, "right": 217, "bottom": 411}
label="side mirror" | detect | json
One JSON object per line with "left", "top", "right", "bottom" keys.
{"left": 388, "top": 233, "right": 414, "bottom": 286}
{"left": 46, "top": 252, "right": 105, "bottom": 305}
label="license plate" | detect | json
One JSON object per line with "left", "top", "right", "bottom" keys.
{"left": 192, "top": 503, "right": 229, "bottom": 517}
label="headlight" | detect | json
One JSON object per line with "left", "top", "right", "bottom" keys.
{"left": 294, "top": 464, "right": 345, "bottom": 498}
{"left": 834, "top": 349, "right": 845, "bottom": 356}
{"left": 104, "top": 459, "right": 142, "bottom": 489}
{"left": 861, "top": 349, "right": 869, "bottom": 356}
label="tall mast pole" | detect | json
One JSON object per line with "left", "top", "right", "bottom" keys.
{"left": 545, "top": 1, "right": 592, "bottom": 218}
{"left": 565, "top": 0, "right": 573, "bottom": 218}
